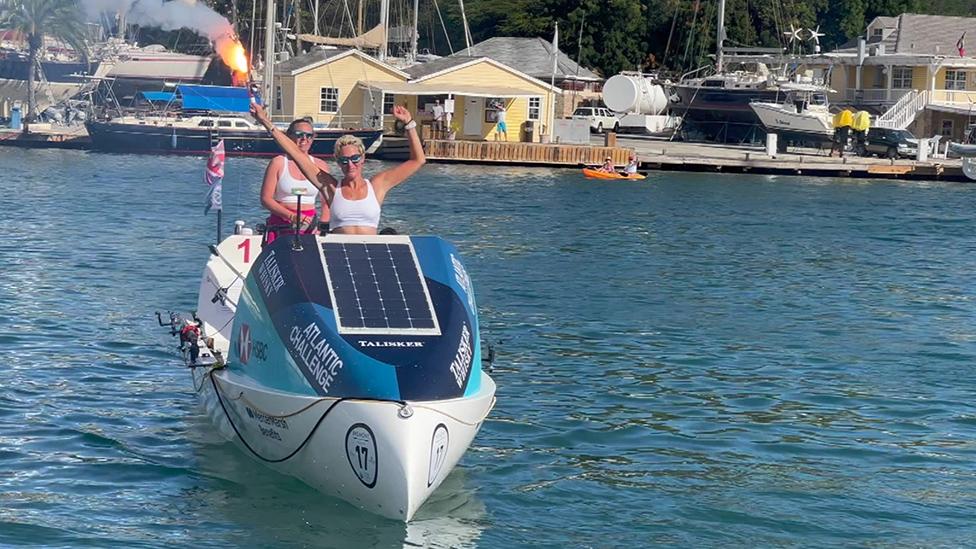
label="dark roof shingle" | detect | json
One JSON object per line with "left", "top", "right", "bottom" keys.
{"left": 403, "top": 56, "right": 482, "bottom": 80}
{"left": 452, "top": 37, "right": 601, "bottom": 80}
{"left": 275, "top": 48, "right": 353, "bottom": 74}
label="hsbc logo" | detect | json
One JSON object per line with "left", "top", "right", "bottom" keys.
{"left": 237, "top": 323, "right": 252, "bottom": 364}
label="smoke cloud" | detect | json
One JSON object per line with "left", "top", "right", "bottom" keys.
{"left": 82, "top": 0, "right": 234, "bottom": 42}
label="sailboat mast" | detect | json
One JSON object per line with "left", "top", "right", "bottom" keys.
{"left": 716, "top": 0, "right": 725, "bottom": 73}
{"left": 264, "top": 0, "right": 276, "bottom": 115}
{"left": 313, "top": 0, "right": 319, "bottom": 35}
{"left": 379, "top": 0, "right": 389, "bottom": 61}
{"left": 410, "top": 0, "right": 419, "bottom": 61}
{"left": 358, "top": 0, "right": 364, "bottom": 36}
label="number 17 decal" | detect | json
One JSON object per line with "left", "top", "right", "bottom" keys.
{"left": 345, "top": 424, "right": 378, "bottom": 488}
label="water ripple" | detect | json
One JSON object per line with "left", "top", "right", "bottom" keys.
{"left": 1, "top": 151, "right": 975, "bottom": 546}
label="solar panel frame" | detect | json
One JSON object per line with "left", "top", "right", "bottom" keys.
{"left": 318, "top": 234, "right": 442, "bottom": 336}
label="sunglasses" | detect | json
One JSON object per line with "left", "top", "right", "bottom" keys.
{"left": 337, "top": 154, "right": 362, "bottom": 165}
{"left": 290, "top": 130, "right": 315, "bottom": 139}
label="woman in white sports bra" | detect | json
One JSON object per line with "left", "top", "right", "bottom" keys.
{"left": 252, "top": 103, "right": 425, "bottom": 235}
{"left": 259, "top": 117, "right": 331, "bottom": 242}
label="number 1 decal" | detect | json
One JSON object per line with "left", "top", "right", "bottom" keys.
{"left": 237, "top": 238, "right": 251, "bottom": 263}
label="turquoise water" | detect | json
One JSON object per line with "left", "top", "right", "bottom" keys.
{"left": 2, "top": 148, "right": 976, "bottom": 547}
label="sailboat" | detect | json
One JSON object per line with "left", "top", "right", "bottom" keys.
{"left": 668, "top": 0, "right": 830, "bottom": 141}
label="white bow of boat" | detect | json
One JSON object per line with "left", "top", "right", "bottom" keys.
{"left": 161, "top": 229, "right": 497, "bottom": 521}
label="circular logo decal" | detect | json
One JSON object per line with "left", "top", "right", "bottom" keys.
{"left": 345, "top": 423, "right": 378, "bottom": 488}
{"left": 428, "top": 424, "right": 449, "bottom": 487}
{"left": 237, "top": 323, "right": 251, "bottom": 364}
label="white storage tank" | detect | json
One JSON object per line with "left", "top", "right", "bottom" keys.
{"left": 603, "top": 73, "right": 668, "bottom": 115}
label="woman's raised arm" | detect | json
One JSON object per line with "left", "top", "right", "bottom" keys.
{"left": 372, "top": 105, "right": 426, "bottom": 194}
{"left": 251, "top": 104, "right": 336, "bottom": 200}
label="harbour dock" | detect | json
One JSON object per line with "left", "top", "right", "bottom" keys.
{"left": 0, "top": 125, "right": 90, "bottom": 150}
{"left": 1, "top": 125, "right": 969, "bottom": 182}
{"left": 617, "top": 137, "right": 968, "bottom": 182}
{"left": 423, "top": 139, "right": 631, "bottom": 166}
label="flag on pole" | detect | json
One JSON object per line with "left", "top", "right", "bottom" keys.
{"left": 958, "top": 31, "right": 967, "bottom": 57}
{"left": 549, "top": 22, "right": 559, "bottom": 136}
{"left": 551, "top": 22, "right": 559, "bottom": 74}
{"left": 204, "top": 140, "right": 225, "bottom": 215}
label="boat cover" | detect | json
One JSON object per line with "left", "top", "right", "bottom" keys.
{"left": 178, "top": 84, "right": 250, "bottom": 113}
{"left": 138, "top": 91, "right": 176, "bottom": 103}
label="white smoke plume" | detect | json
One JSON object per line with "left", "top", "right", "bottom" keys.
{"left": 82, "top": 0, "right": 234, "bottom": 42}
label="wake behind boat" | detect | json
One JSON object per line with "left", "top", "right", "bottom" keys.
{"left": 162, "top": 229, "right": 495, "bottom": 520}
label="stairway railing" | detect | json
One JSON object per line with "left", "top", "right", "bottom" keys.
{"left": 875, "top": 90, "right": 929, "bottom": 130}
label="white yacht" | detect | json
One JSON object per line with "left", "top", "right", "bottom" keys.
{"left": 749, "top": 85, "right": 834, "bottom": 144}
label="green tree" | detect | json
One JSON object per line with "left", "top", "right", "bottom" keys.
{"left": 0, "top": 0, "right": 89, "bottom": 120}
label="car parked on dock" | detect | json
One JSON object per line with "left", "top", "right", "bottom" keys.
{"left": 572, "top": 107, "right": 619, "bottom": 133}
{"left": 863, "top": 127, "right": 918, "bottom": 158}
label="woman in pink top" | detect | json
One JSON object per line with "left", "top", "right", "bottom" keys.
{"left": 260, "top": 117, "right": 331, "bottom": 242}
{"left": 252, "top": 103, "right": 425, "bottom": 235}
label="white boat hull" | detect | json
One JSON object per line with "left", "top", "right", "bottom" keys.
{"left": 191, "top": 365, "right": 495, "bottom": 521}
{"left": 750, "top": 101, "right": 834, "bottom": 142}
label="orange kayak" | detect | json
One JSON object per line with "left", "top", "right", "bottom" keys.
{"left": 582, "top": 167, "right": 646, "bottom": 180}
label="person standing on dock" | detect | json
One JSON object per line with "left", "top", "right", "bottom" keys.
{"left": 260, "top": 117, "right": 331, "bottom": 243}
{"left": 495, "top": 102, "right": 508, "bottom": 141}
{"left": 432, "top": 99, "right": 445, "bottom": 139}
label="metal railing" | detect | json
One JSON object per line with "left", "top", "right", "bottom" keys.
{"left": 269, "top": 113, "right": 381, "bottom": 130}
{"left": 875, "top": 90, "right": 929, "bottom": 130}
{"left": 841, "top": 88, "right": 912, "bottom": 104}
{"left": 929, "top": 89, "right": 976, "bottom": 105}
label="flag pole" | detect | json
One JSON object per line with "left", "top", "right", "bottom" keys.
{"left": 549, "top": 22, "right": 558, "bottom": 141}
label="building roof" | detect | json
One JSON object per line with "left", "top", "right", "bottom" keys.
{"left": 403, "top": 56, "right": 481, "bottom": 80}
{"left": 834, "top": 13, "right": 976, "bottom": 56}
{"left": 359, "top": 80, "right": 546, "bottom": 98}
{"left": 274, "top": 47, "right": 408, "bottom": 78}
{"left": 402, "top": 55, "right": 561, "bottom": 93}
{"left": 452, "top": 37, "right": 602, "bottom": 81}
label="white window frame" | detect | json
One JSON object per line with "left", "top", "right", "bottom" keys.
{"left": 319, "top": 87, "right": 339, "bottom": 113}
{"left": 383, "top": 92, "right": 395, "bottom": 115}
{"left": 527, "top": 96, "right": 541, "bottom": 121}
{"left": 945, "top": 70, "right": 967, "bottom": 91}
{"left": 892, "top": 67, "right": 912, "bottom": 89}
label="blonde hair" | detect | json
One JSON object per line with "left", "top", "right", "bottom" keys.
{"left": 334, "top": 134, "right": 366, "bottom": 157}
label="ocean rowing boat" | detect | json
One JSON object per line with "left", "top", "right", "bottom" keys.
{"left": 163, "top": 229, "right": 496, "bottom": 521}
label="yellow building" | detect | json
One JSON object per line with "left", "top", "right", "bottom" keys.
{"left": 274, "top": 49, "right": 561, "bottom": 142}
{"left": 803, "top": 14, "right": 976, "bottom": 141}
{"left": 393, "top": 56, "right": 562, "bottom": 142}
{"left": 271, "top": 48, "right": 409, "bottom": 128}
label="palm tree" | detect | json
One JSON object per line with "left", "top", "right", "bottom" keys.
{"left": 0, "top": 0, "right": 88, "bottom": 121}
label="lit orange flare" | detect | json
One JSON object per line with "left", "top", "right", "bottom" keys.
{"left": 216, "top": 35, "right": 249, "bottom": 77}
{"left": 227, "top": 42, "right": 248, "bottom": 73}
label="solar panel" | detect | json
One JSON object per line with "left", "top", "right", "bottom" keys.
{"left": 320, "top": 235, "right": 441, "bottom": 335}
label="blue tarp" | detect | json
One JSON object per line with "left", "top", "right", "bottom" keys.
{"left": 177, "top": 85, "right": 251, "bottom": 113}
{"left": 138, "top": 91, "right": 176, "bottom": 103}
